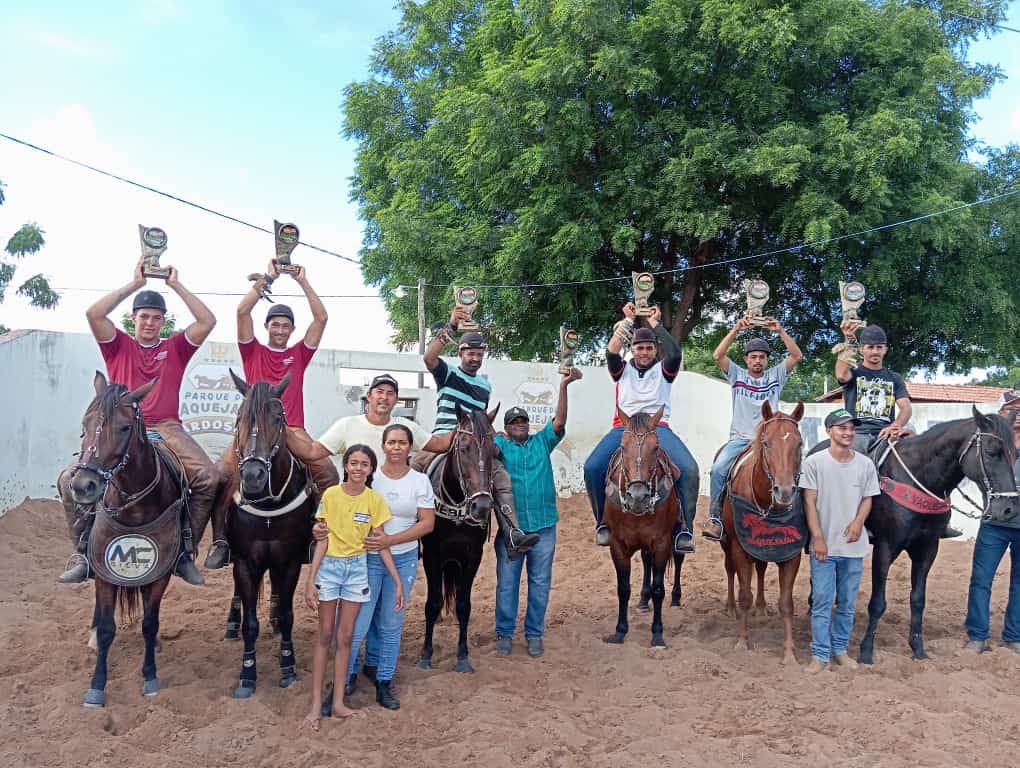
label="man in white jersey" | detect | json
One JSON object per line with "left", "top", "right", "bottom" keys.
{"left": 702, "top": 317, "right": 803, "bottom": 541}
{"left": 583, "top": 303, "right": 699, "bottom": 554}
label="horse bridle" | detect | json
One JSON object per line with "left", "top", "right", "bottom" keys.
{"left": 956, "top": 430, "right": 1020, "bottom": 517}
{"left": 618, "top": 422, "right": 661, "bottom": 513}
{"left": 234, "top": 398, "right": 294, "bottom": 505}
{"left": 755, "top": 414, "right": 802, "bottom": 509}
{"left": 435, "top": 420, "right": 493, "bottom": 526}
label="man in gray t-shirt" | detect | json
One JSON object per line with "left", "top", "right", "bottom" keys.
{"left": 702, "top": 316, "right": 803, "bottom": 541}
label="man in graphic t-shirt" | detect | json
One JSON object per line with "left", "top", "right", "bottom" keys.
{"left": 702, "top": 316, "right": 803, "bottom": 541}
{"left": 204, "top": 263, "right": 340, "bottom": 569}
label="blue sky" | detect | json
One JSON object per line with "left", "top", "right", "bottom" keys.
{"left": 1, "top": 1, "right": 1018, "bottom": 374}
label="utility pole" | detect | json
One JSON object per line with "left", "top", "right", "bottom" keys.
{"left": 417, "top": 278, "right": 426, "bottom": 389}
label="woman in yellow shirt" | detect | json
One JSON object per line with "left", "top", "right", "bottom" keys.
{"left": 302, "top": 444, "right": 404, "bottom": 730}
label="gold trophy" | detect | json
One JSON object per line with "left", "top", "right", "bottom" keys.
{"left": 839, "top": 281, "right": 867, "bottom": 327}
{"left": 742, "top": 279, "right": 771, "bottom": 327}
{"left": 273, "top": 220, "right": 302, "bottom": 276}
{"left": 631, "top": 272, "right": 655, "bottom": 317}
{"left": 139, "top": 225, "right": 171, "bottom": 279}
{"left": 559, "top": 326, "right": 579, "bottom": 375}
{"left": 452, "top": 286, "right": 480, "bottom": 332}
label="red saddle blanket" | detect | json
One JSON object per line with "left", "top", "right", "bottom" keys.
{"left": 879, "top": 476, "right": 950, "bottom": 515}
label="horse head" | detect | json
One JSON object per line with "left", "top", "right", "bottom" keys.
{"left": 962, "top": 406, "right": 1018, "bottom": 523}
{"left": 71, "top": 371, "right": 155, "bottom": 504}
{"left": 757, "top": 401, "right": 804, "bottom": 509}
{"left": 617, "top": 405, "right": 664, "bottom": 515}
{"left": 232, "top": 369, "right": 291, "bottom": 501}
{"left": 446, "top": 402, "right": 500, "bottom": 524}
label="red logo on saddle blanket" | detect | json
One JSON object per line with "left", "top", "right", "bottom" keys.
{"left": 879, "top": 477, "right": 950, "bottom": 515}
{"left": 742, "top": 513, "right": 801, "bottom": 547}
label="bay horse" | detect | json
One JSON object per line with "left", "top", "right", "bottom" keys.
{"left": 225, "top": 370, "right": 314, "bottom": 698}
{"left": 857, "top": 407, "right": 1018, "bottom": 663}
{"left": 68, "top": 372, "right": 185, "bottom": 708}
{"left": 416, "top": 404, "right": 499, "bottom": 673}
{"left": 603, "top": 406, "right": 678, "bottom": 648}
{"left": 721, "top": 401, "right": 805, "bottom": 664}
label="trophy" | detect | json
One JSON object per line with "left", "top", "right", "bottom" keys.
{"left": 839, "top": 281, "right": 867, "bottom": 327}
{"left": 452, "top": 286, "right": 480, "bottom": 332}
{"left": 139, "top": 225, "right": 171, "bottom": 279}
{"left": 631, "top": 272, "right": 655, "bottom": 317}
{"left": 559, "top": 326, "right": 579, "bottom": 375}
{"left": 742, "top": 279, "right": 770, "bottom": 327}
{"left": 273, "top": 219, "right": 302, "bottom": 276}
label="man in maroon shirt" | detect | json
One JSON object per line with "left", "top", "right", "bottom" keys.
{"left": 203, "top": 263, "right": 338, "bottom": 569}
{"left": 57, "top": 259, "right": 219, "bottom": 585}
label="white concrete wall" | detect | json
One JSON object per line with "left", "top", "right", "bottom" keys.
{"left": 0, "top": 331, "right": 1003, "bottom": 539}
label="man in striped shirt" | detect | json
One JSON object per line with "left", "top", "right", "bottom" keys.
{"left": 702, "top": 317, "right": 802, "bottom": 541}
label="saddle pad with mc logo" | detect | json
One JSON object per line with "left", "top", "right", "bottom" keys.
{"left": 88, "top": 500, "right": 182, "bottom": 587}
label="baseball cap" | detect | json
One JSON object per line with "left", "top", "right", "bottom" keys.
{"left": 744, "top": 338, "right": 770, "bottom": 355}
{"left": 825, "top": 408, "right": 862, "bottom": 428}
{"left": 368, "top": 373, "right": 399, "bottom": 394}
{"left": 632, "top": 327, "right": 657, "bottom": 344}
{"left": 859, "top": 325, "right": 888, "bottom": 345}
{"left": 265, "top": 304, "right": 295, "bottom": 324}
{"left": 132, "top": 290, "right": 166, "bottom": 313}
{"left": 458, "top": 331, "right": 487, "bottom": 350}
{"left": 504, "top": 406, "right": 529, "bottom": 425}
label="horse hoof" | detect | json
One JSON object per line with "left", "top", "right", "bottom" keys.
{"left": 279, "top": 674, "right": 298, "bottom": 689}
{"left": 416, "top": 659, "right": 432, "bottom": 670}
{"left": 858, "top": 652, "right": 874, "bottom": 666}
{"left": 636, "top": 602, "right": 651, "bottom": 613}
{"left": 604, "top": 633, "right": 626, "bottom": 645}
{"left": 912, "top": 650, "right": 929, "bottom": 661}
{"left": 650, "top": 636, "right": 667, "bottom": 649}
{"left": 82, "top": 689, "right": 105, "bottom": 708}
{"left": 224, "top": 630, "right": 240, "bottom": 641}
{"left": 233, "top": 683, "right": 255, "bottom": 699}
{"left": 142, "top": 678, "right": 161, "bottom": 696}
{"left": 454, "top": 659, "right": 474, "bottom": 674}
{"left": 670, "top": 598, "right": 681, "bottom": 608}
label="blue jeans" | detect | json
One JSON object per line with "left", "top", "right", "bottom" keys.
{"left": 347, "top": 549, "right": 419, "bottom": 682}
{"left": 809, "top": 554, "right": 864, "bottom": 661}
{"left": 965, "top": 523, "right": 1020, "bottom": 643}
{"left": 583, "top": 425, "right": 699, "bottom": 529}
{"left": 494, "top": 525, "right": 557, "bottom": 639}
{"left": 709, "top": 438, "right": 751, "bottom": 518}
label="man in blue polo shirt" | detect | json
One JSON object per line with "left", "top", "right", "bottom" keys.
{"left": 492, "top": 367, "right": 582, "bottom": 658}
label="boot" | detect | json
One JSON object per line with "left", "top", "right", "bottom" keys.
{"left": 57, "top": 553, "right": 90, "bottom": 584}
{"left": 361, "top": 664, "right": 378, "bottom": 682}
{"left": 174, "top": 553, "right": 206, "bottom": 586}
{"left": 701, "top": 517, "right": 723, "bottom": 542}
{"left": 940, "top": 524, "right": 963, "bottom": 539}
{"left": 343, "top": 673, "right": 358, "bottom": 696}
{"left": 204, "top": 540, "right": 231, "bottom": 569}
{"left": 673, "top": 525, "right": 695, "bottom": 554}
{"left": 497, "top": 505, "right": 538, "bottom": 557}
{"left": 375, "top": 680, "right": 400, "bottom": 710}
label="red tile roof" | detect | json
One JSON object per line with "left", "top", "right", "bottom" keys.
{"left": 817, "top": 383, "right": 1013, "bottom": 404}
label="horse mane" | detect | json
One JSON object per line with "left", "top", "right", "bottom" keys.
{"left": 237, "top": 380, "right": 275, "bottom": 431}
{"left": 88, "top": 382, "right": 131, "bottom": 418}
{"left": 626, "top": 411, "right": 657, "bottom": 433}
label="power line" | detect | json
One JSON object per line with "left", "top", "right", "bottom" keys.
{"left": 947, "top": 11, "right": 1020, "bottom": 35}
{"left": 0, "top": 131, "right": 362, "bottom": 265}
{"left": 54, "top": 287, "right": 381, "bottom": 299}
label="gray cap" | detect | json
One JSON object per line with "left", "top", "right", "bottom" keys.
{"left": 859, "top": 325, "right": 888, "bottom": 345}
{"left": 368, "top": 373, "right": 399, "bottom": 394}
{"left": 744, "top": 338, "right": 770, "bottom": 355}
{"left": 632, "top": 327, "right": 657, "bottom": 344}
{"left": 265, "top": 304, "right": 295, "bottom": 323}
{"left": 458, "top": 331, "right": 487, "bottom": 350}
{"left": 132, "top": 290, "right": 166, "bottom": 313}
{"left": 504, "top": 406, "right": 529, "bottom": 425}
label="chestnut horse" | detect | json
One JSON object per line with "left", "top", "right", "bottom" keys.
{"left": 603, "top": 406, "right": 677, "bottom": 648}
{"left": 721, "top": 401, "right": 805, "bottom": 664}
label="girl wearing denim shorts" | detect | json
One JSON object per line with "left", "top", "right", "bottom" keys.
{"left": 302, "top": 445, "right": 404, "bottom": 731}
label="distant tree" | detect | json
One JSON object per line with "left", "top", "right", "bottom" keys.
{"left": 973, "top": 364, "right": 1020, "bottom": 389}
{"left": 0, "top": 179, "right": 60, "bottom": 334}
{"left": 120, "top": 311, "right": 177, "bottom": 339}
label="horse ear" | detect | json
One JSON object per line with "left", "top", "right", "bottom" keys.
{"left": 616, "top": 406, "right": 630, "bottom": 427}
{"left": 652, "top": 405, "right": 665, "bottom": 425}
{"left": 272, "top": 371, "right": 292, "bottom": 398}
{"left": 230, "top": 368, "right": 250, "bottom": 396}
{"left": 93, "top": 370, "right": 108, "bottom": 396}
{"left": 488, "top": 403, "right": 501, "bottom": 424}
{"left": 791, "top": 401, "right": 805, "bottom": 422}
{"left": 126, "top": 377, "right": 158, "bottom": 404}
{"left": 761, "top": 400, "right": 774, "bottom": 420}
{"left": 972, "top": 405, "right": 991, "bottom": 429}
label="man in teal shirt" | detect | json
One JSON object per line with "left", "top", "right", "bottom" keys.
{"left": 493, "top": 368, "right": 582, "bottom": 658}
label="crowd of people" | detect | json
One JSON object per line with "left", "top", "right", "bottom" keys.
{"left": 56, "top": 258, "right": 1020, "bottom": 726}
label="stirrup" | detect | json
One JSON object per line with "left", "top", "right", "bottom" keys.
{"left": 595, "top": 524, "right": 611, "bottom": 546}
{"left": 57, "top": 553, "right": 91, "bottom": 583}
{"left": 701, "top": 517, "right": 723, "bottom": 542}
{"left": 674, "top": 529, "right": 695, "bottom": 554}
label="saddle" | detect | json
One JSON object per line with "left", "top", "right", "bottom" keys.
{"left": 605, "top": 448, "right": 679, "bottom": 513}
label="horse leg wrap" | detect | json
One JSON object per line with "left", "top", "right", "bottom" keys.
{"left": 225, "top": 596, "right": 242, "bottom": 636}
{"left": 269, "top": 594, "right": 280, "bottom": 635}
{"left": 240, "top": 651, "right": 257, "bottom": 683}
{"left": 279, "top": 641, "right": 295, "bottom": 677}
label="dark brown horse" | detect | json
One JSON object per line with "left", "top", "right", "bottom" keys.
{"left": 68, "top": 373, "right": 184, "bottom": 708}
{"left": 416, "top": 404, "right": 499, "bottom": 673}
{"left": 603, "top": 406, "right": 677, "bottom": 648}
{"left": 224, "top": 370, "right": 314, "bottom": 698}
{"left": 721, "top": 401, "right": 805, "bottom": 664}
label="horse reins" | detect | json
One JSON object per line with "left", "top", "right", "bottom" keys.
{"left": 434, "top": 420, "right": 492, "bottom": 527}
{"left": 618, "top": 421, "right": 661, "bottom": 514}
{"left": 234, "top": 398, "right": 295, "bottom": 505}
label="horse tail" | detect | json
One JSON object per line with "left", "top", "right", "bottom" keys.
{"left": 115, "top": 586, "right": 141, "bottom": 621}
{"left": 442, "top": 562, "right": 460, "bottom": 617}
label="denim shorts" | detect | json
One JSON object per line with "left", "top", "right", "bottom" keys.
{"left": 316, "top": 553, "right": 370, "bottom": 603}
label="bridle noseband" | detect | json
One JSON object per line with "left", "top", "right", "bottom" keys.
{"left": 619, "top": 420, "right": 661, "bottom": 514}
{"left": 435, "top": 419, "right": 493, "bottom": 526}
{"left": 756, "top": 414, "right": 803, "bottom": 510}
{"left": 234, "top": 398, "right": 293, "bottom": 505}
{"left": 957, "top": 430, "right": 1020, "bottom": 517}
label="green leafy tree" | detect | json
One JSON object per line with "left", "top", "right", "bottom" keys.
{"left": 973, "top": 365, "right": 1020, "bottom": 389}
{"left": 120, "top": 311, "right": 177, "bottom": 339}
{"left": 0, "top": 179, "right": 60, "bottom": 334}
{"left": 345, "top": 0, "right": 1019, "bottom": 375}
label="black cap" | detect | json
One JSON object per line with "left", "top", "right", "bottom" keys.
{"left": 744, "top": 338, "right": 771, "bottom": 355}
{"left": 458, "top": 331, "right": 487, "bottom": 350}
{"left": 504, "top": 406, "right": 529, "bottom": 425}
{"left": 632, "top": 327, "right": 657, "bottom": 344}
{"left": 368, "top": 373, "right": 399, "bottom": 394}
{"left": 859, "top": 325, "right": 887, "bottom": 345}
{"left": 825, "top": 408, "right": 862, "bottom": 428}
{"left": 132, "top": 290, "right": 166, "bottom": 313}
{"left": 266, "top": 304, "right": 295, "bottom": 324}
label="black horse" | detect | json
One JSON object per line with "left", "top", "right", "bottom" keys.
{"left": 225, "top": 371, "right": 314, "bottom": 698}
{"left": 416, "top": 404, "right": 500, "bottom": 673}
{"left": 856, "top": 407, "right": 1018, "bottom": 664}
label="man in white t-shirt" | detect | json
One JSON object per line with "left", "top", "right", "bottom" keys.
{"left": 702, "top": 316, "right": 802, "bottom": 541}
{"left": 800, "top": 408, "right": 881, "bottom": 673}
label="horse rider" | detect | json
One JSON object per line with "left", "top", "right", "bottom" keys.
{"left": 204, "top": 263, "right": 340, "bottom": 569}
{"left": 583, "top": 302, "right": 699, "bottom": 554}
{"left": 417, "top": 306, "right": 540, "bottom": 558}
{"left": 702, "top": 316, "right": 803, "bottom": 541}
{"left": 57, "top": 259, "right": 218, "bottom": 585}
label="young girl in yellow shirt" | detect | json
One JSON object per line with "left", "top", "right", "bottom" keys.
{"left": 302, "top": 445, "right": 404, "bottom": 730}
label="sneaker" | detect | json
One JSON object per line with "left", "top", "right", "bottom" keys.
{"left": 495, "top": 636, "right": 512, "bottom": 655}
{"left": 701, "top": 518, "right": 723, "bottom": 542}
{"left": 1004, "top": 642, "right": 1020, "bottom": 654}
{"left": 57, "top": 554, "right": 90, "bottom": 584}
{"left": 595, "top": 525, "right": 611, "bottom": 546}
{"left": 963, "top": 639, "right": 989, "bottom": 654}
{"left": 174, "top": 555, "right": 206, "bottom": 586}
{"left": 526, "top": 637, "right": 544, "bottom": 658}
{"left": 204, "top": 541, "right": 231, "bottom": 569}
{"left": 831, "top": 653, "right": 858, "bottom": 670}
{"left": 804, "top": 658, "right": 828, "bottom": 674}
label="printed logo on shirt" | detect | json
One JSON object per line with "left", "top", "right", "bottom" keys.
{"left": 353, "top": 512, "right": 372, "bottom": 524}
{"left": 154, "top": 350, "right": 169, "bottom": 362}
{"left": 856, "top": 379, "right": 894, "bottom": 420}
{"left": 282, "top": 356, "right": 294, "bottom": 366}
